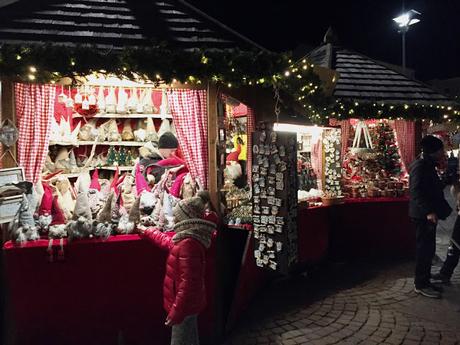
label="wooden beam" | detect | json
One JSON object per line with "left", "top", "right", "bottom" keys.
{"left": 207, "top": 82, "right": 219, "bottom": 212}
{"left": 1, "top": 80, "right": 17, "bottom": 168}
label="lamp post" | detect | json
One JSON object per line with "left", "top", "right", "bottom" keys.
{"left": 393, "top": 9, "right": 421, "bottom": 72}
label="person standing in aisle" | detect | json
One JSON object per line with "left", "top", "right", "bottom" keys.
{"left": 139, "top": 191, "right": 217, "bottom": 345}
{"left": 432, "top": 180, "right": 460, "bottom": 284}
{"left": 409, "top": 135, "right": 452, "bottom": 298}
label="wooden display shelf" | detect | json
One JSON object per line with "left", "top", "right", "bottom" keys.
{"left": 57, "top": 166, "right": 135, "bottom": 178}
{"left": 50, "top": 141, "right": 146, "bottom": 147}
{"left": 73, "top": 113, "right": 173, "bottom": 119}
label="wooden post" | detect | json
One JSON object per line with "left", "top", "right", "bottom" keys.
{"left": 207, "top": 82, "right": 219, "bottom": 212}
{"left": 1, "top": 80, "right": 17, "bottom": 168}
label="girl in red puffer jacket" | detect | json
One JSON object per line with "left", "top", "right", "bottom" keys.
{"left": 139, "top": 191, "right": 217, "bottom": 345}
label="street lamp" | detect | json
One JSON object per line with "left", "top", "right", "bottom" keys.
{"left": 393, "top": 9, "right": 421, "bottom": 72}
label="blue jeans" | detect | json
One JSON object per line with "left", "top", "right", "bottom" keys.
{"left": 171, "top": 315, "right": 199, "bottom": 345}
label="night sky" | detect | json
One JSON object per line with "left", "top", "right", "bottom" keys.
{"left": 189, "top": 0, "right": 459, "bottom": 81}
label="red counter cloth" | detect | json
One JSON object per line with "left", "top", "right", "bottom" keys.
{"left": 328, "top": 198, "right": 415, "bottom": 259}
{"left": 3, "top": 233, "right": 217, "bottom": 345}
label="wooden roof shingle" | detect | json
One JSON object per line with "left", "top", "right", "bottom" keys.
{"left": 307, "top": 43, "right": 452, "bottom": 105}
{"left": 0, "top": 0, "right": 265, "bottom": 51}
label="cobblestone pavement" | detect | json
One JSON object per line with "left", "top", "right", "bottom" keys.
{"left": 224, "top": 239, "right": 460, "bottom": 345}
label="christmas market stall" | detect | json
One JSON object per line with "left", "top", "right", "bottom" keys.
{"left": 291, "top": 32, "right": 459, "bottom": 261}
{"left": 0, "top": 1, "right": 328, "bottom": 344}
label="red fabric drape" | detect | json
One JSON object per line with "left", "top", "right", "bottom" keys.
{"left": 246, "top": 106, "right": 255, "bottom": 184}
{"left": 167, "top": 89, "right": 209, "bottom": 188}
{"left": 393, "top": 120, "right": 416, "bottom": 174}
{"left": 311, "top": 137, "right": 323, "bottom": 190}
{"left": 15, "top": 83, "right": 56, "bottom": 183}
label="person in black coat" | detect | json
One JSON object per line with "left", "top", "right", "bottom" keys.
{"left": 409, "top": 135, "right": 452, "bottom": 298}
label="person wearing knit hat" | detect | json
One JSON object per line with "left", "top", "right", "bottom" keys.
{"left": 409, "top": 135, "right": 451, "bottom": 299}
{"left": 139, "top": 190, "right": 217, "bottom": 345}
{"left": 138, "top": 131, "right": 179, "bottom": 184}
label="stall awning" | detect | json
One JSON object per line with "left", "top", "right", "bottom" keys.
{"left": 0, "top": 0, "right": 264, "bottom": 51}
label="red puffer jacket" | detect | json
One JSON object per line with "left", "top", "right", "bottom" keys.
{"left": 141, "top": 229, "right": 207, "bottom": 325}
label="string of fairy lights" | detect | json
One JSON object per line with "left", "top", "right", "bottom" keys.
{"left": 0, "top": 44, "right": 458, "bottom": 123}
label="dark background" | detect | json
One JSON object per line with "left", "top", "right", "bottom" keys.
{"left": 188, "top": 0, "right": 460, "bottom": 81}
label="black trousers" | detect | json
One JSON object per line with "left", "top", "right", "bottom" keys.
{"left": 440, "top": 215, "right": 460, "bottom": 278}
{"left": 413, "top": 219, "right": 437, "bottom": 288}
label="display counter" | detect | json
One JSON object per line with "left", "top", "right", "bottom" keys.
{"left": 2, "top": 233, "right": 218, "bottom": 345}
{"left": 297, "top": 197, "right": 415, "bottom": 262}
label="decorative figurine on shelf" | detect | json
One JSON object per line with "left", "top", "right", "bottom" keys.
{"left": 97, "top": 86, "right": 106, "bottom": 113}
{"left": 122, "top": 120, "right": 135, "bottom": 141}
{"left": 125, "top": 150, "right": 135, "bottom": 166}
{"left": 127, "top": 88, "right": 139, "bottom": 114}
{"left": 106, "top": 146, "right": 117, "bottom": 166}
{"left": 145, "top": 117, "right": 158, "bottom": 143}
{"left": 66, "top": 172, "right": 93, "bottom": 241}
{"left": 118, "top": 147, "right": 127, "bottom": 166}
{"left": 116, "top": 86, "right": 128, "bottom": 114}
{"left": 105, "top": 87, "right": 117, "bottom": 113}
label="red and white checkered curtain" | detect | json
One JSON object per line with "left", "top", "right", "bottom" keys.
{"left": 167, "top": 89, "right": 208, "bottom": 188}
{"left": 15, "top": 83, "right": 56, "bottom": 183}
{"left": 392, "top": 119, "right": 416, "bottom": 174}
{"left": 246, "top": 106, "right": 255, "bottom": 183}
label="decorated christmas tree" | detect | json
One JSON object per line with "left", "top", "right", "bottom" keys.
{"left": 125, "top": 150, "right": 134, "bottom": 166}
{"left": 118, "top": 147, "right": 127, "bottom": 166}
{"left": 106, "top": 146, "right": 117, "bottom": 166}
{"left": 374, "top": 122, "right": 402, "bottom": 176}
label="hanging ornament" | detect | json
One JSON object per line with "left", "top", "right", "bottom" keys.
{"left": 160, "top": 89, "right": 170, "bottom": 117}
{"left": 74, "top": 87, "right": 83, "bottom": 104}
{"left": 97, "top": 86, "right": 106, "bottom": 113}
{"left": 82, "top": 95, "right": 90, "bottom": 110}
{"left": 65, "top": 86, "right": 74, "bottom": 108}
{"left": 0, "top": 119, "right": 19, "bottom": 147}
{"left": 88, "top": 87, "right": 97, "bottom": 106}
{"left": 57, "top": 85, "right": 67, "bottom": 104}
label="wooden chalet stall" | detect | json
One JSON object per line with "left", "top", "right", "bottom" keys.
{"left": 289, "top": 33, "right": 459, "bottom": 261}
{"left": 0, "top": 1, "right": 302, "bottom": 344}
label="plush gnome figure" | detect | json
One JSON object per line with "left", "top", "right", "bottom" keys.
{"left": 37, "top": 182, "right": 55, "bottom": 232}
{"left": 48, "top": 195, "right": 68, "bottom": 238}
{"left": 67, "top": 172, "right": 93, "bottom": 240}
{"left": 8, "top": 182, "right": 40, "bottom": 243}
{"left": 88, "top": 169, "right": 105, "bottom": 217}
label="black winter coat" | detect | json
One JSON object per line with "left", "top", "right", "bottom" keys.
{"left": 409, "top": 156, "right": 452, "bottom": 220}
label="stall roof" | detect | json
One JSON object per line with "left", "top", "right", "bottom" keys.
{"left": 306, "top": 42, "right": 453, "bottom": 105}
{"left": 0, "top": 0, "right": 265, "bottom": 51}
